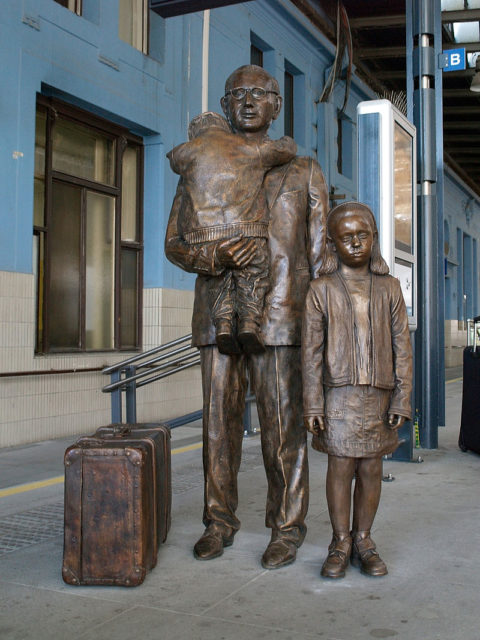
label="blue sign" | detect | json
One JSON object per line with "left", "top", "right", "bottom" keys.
{"left": 443, "top": 48, "right": 466, "bottom": 72}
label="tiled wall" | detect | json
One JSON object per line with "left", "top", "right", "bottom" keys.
{"left": 0, "top": 271, "right": 201, "bottom": 448}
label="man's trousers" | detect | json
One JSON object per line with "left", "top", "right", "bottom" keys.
{"left": 199, "top": 345, "right": 308, "bottom": 545}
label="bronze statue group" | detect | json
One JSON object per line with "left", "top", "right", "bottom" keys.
{"left": 165, "top": 65, "right": 413, "bottom": 579}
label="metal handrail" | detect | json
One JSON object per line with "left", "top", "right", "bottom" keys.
{"left": 102, "top": 333, "right": 200, "bottom": 424}
{"left": 102, "top": 334, "right": 193, "bottom": 374}
{"left": 101, "top": 332, "right": 257, "bottom": 436}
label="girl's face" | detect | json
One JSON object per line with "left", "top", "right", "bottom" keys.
{"left": 330, "top": 212, "right": 374, "bottom": 270}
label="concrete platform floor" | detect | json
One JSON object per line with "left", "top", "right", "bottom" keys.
{"left": 0, "top": 370, "right": 479, "bottom": 640}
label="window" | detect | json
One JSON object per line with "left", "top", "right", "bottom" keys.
{"left": 250, "top": 45, "right": 263, "bottom": 67}
{"left": 337, "top": 111, "right": 353, "bottom": 179}
{"left": 284, "top": 61, "right": 305, "bottom": 145}
{"left": 54, "top": 0, "right": 82, "bottom": 14}
{"left": 34, "top": 97, "right": 143, "bottom": 353}
{"left": 284, "top": 70, "right": 294, "bottom": 138}
{"left": 119, "top": 0, "right": 149, "bottom": 53}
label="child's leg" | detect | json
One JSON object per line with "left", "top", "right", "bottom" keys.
{"left": 235, "top": 238, "right": 269, "bottom": 354}
{"left": 352, "top": 457, "right": 382, "bottom": 533}
{"left": 210, "top": 271, "right": 240, "bottom": 355}
{"left": 351, "top": 457, "right": 388, "bottom": 576}
{"left": 326, "top": 455, "right": 356, "bottom": 534}
{"left": 321, "top": 455, "right": 355, "bottom": 579}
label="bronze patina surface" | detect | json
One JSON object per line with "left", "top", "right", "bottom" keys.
{"left": 165, "top": 65, "right": 328, "bottom": 568}
{"left": 302, "top": 201, "right": 413, "bottom": 578}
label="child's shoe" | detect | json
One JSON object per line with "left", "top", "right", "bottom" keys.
{"left": 351, "top": 531, "right": 388, "bottom": 576}
{"left": 237, "top": 319, "right": 265, "bottom": 354}
{"left": 321, "top": 533, "right": 352, "bottom": 579}
{"left": 216, "top": 320, "right": 241, "bottom": 355}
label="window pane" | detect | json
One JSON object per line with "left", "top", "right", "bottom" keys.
{"left": 120, "top": 249, "right": 138, "bottom": 348}
{"left": 119, "top": 0, "right": 146, "bottom": 52}
{"left": 48, "top": 182, "right": 82, "bottom": 350}
{"left": 121, "top": 145, "right": 139, "bottom": 241}
{"left": 33, "top": 232, "right": 45, "bottom": 352}
{"left": 34, "top": 110, "right": 47, "bottom": 227}
{"left": 250, "top": 45, "right": 263, "bottom": 67}
{"left": 394, "top": 123, "right": 413, "bottom": 253}
{"left": 284, "top": 71, "right": 294, "bottom": 138}
{"left": 85, "top": 192, "right": 115, "bottom": 350}
{"left": 52, "top": 117, "right": 115, "bottom": 185}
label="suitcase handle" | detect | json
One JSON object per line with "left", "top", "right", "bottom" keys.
{"left": 111, "top": 425, "right": 132, "bottom": 437}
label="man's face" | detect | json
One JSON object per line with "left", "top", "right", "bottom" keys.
{"left": 221, "top": 68, "right": 282, "bottom": 136}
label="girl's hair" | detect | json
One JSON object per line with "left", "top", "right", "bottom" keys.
{"left": 320, "top": 201, "right": 390, "bottom": 275}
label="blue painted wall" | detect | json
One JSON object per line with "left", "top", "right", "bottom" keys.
{"left": 444, "top": 168, "right": 480, "bottom": 321}
{"left": 1, "top": 0, "right": 376, "bottom": 293}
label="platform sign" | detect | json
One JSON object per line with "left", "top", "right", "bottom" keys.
{"left": 443, "top": 48, "right": 466, "bottom": 72}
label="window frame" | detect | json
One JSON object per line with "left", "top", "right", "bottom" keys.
{"left": 34, "top": 95, "right": 144, "bottom": 354}
{"left": 54, "top": 0, "right": 82, "bottom": 15}
{"left": 119, "top": 0, "right": 150, "bottom": 55}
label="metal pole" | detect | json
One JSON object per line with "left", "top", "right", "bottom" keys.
{"left": 125, "top": 365, "right": 137, "bottom": 424}
{"left": 111, "top": 370, "right": 122, "bottom": 424}
{"left": 411, "top": 0, "right": 443, "bottom": 448}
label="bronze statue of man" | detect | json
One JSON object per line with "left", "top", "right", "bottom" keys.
{"left": 165, "top": 64, "right": 328, "bottom": 569}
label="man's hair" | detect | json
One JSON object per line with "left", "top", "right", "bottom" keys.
{"left": 188, "top": 112, "right": 231, "bottom": 140}
{"left": 319, "top": 201, "right": 390, "bottom": 275}
{"left": 224, "top": 65, "right": 280, "bottom": 95}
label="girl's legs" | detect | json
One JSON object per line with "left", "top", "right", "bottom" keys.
{"left": 321, "top": 455, "right": 355, "bottom": 578}
{"left": 351, "top": 456, "right": 388, "bottom": 576}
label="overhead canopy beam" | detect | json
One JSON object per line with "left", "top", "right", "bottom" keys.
{"left": 349, "top": 14, "right": 405, "bottom": 29}
{"left": 443, "top": 88, "right": 480, "bottom": 97}
{"left": 444, "top": 106, "right": 480, "bottom": 114}
{"left": 442, "top": 9, "right": 480, "bottom": 23}
{"left": 358, "top": 46, "right": 406, "bottom": 58}
{"left": 442, "top": 41, "right": 480, "bottom": 52}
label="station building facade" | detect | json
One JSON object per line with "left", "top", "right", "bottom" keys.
{"left": 0, "top": 0, "right": 478, "bottom": 447}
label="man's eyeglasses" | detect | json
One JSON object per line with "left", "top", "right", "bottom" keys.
{"left": 224, "top": 87, "right": 279, "bottom": 101}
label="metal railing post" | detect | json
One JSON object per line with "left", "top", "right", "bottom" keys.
{"left": 111, "top": 370, "right": 122, "bottom": 424}
{"left": 125, "top": 365, "right": 137, "bottom": 424}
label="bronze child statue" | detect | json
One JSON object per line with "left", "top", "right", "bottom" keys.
{"left": 302, "top": 201, "right": 413, "bottom": 579}
{"left": 167, "top": 110, "right": 296, "bottom": 354}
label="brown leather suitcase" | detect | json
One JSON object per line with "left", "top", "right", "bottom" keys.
{"left": 62, "top": 424, "right": 171, "bottom": 586}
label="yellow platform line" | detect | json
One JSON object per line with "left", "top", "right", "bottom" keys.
{"left": 0, "top": 441, "right": 203, "bottom": 499}
{"left": 446, "top": 377, "right": 462, "bottom": 384}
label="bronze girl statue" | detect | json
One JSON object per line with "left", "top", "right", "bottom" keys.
{"left": 302, "top": 201, "right": 413, "bottom": 578}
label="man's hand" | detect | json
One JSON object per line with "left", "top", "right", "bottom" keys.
{"left": 388, "top": 414, "right": 406, "bottom": 430}
{"left": 304, "top": 415, "right": 325, "bottom": 436}
{"left": 215, "top": 237, "right": 257, "bottom": 269}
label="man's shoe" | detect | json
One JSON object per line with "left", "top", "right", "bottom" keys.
{"left": 261, "top": 538, "right": 297, "bottom": 569}
{"left": 237, "top": 320, "right": 265, "bottom": 355}
{"left": 351, "top": 532, "right": 388, "bottom": 577}
{"left": 216, "top": 320, "right": 241, "bottom": 355}
{"left": 320, "top": 533, "right": 352, "bottom": 579}
{"left": 193, "top": 530, "right": 234, "bottom": 561}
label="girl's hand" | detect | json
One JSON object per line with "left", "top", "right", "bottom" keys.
{"left": 304, "top": 415, "right": 325, "bottom": 435}
{"left": 388, "top": 414, "right": 406, "bottom": 430}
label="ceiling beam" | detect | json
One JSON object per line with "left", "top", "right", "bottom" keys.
{"left": 443, "top": 147, "right": 480, "bottom": 155}
{"left": 442, "top": 42, "right": 480, "bottom": 53}
{"left": 444, "top": 135, "right": 480, "bottom": 143}
{"left": 443, "top": 88, "right": 480, "bottom": 97}
{"left": 443, "top": 121, "right": 480, "bottom": 130}
{"left": 376, "top": 70, "right": 406, "bottom": 79}
{"left": 442, "top": 9, "right": 480, "bottom": 23}
{"left": 358, "top": 46, "right": 405, "bottom": 59}
{"left": 444, "top": 106, "right": 480, "bottom": 114}
{"left": 349, "top": 14, "right": 405, "bottom": 29}
{"left": 449, "top": 158, "right": 480, "bottom": 164}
